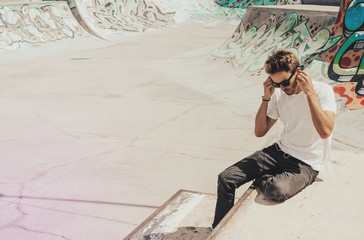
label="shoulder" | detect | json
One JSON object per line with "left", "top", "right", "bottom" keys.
{"left": 272, "top": 88, "right": 283, "bottom": 99}
{"left": 313, "top": 81, "right": 337, "bottom": 113}
{"left": 313, "top": 81, "right": 334, "bottom": 96}
{"left": 313, "top": 81, "right": 333, "bottom": 91}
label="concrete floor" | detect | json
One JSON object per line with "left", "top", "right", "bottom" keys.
{"left": 1, "top": 18, "right": 363, "bottom": 239}
{"left": 0, "top": 21, "right": 255, "bottom": 239}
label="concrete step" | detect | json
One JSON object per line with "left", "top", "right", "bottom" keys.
{"left": 124, "top": 190, "right": 217, "bottom": 240}
{"left": 302, "top": 0, "right": 341, "bottom": 6}
{"left": 124, "top": 187, "right": 257, "bottom": 240}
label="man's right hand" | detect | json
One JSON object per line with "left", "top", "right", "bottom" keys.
{"left": 255, "top": 77, "right": 278, "bottom": 137}
{"left": 263, "top": 77, "right": 275, "bottom": 100}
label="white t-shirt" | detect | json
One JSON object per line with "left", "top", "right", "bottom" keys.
{"left": 267, "top": 81, "right": 337, "bottom": 171}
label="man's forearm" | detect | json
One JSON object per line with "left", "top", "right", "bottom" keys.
{"left": 306, "top": 91, "right": 334, "bottom": 139}
{"left": 255, "top": 101, "right": 270, "bottom": 137}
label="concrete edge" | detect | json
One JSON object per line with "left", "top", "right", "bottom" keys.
{"left": 123, "top": 189, "right": 218, "bottom": 240}
{"left": 207, "top": 184, "right": 257, "bottom": 240}
{"left": 248, "top": 5, "right": 340, "bottom": 12}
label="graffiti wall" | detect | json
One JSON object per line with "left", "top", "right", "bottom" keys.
{"left": 70, "top": 0, "right": 305, "bottom": 37}
{"left": 320, "top": 0, "right": 364, "bottom": 110}
{"left": 68, "top": 0, "right": 175, "bottom": 36}
{"left": 0, "top": 2, "right": 83, "bottom": 51}
{"left": 213, "top": 0, "right": 364, "bottom": 110}
{"left": 212, "top": 8, "right": 340, "bottom": 76}
{"left": 69, "top": 0, "right": 308, "bottom": 39}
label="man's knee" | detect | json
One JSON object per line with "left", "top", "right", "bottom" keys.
{"left": 265, "top": 182, "right": 289, "bottom": 202}
{"left": 217, "top": 170, "right": 230, "bottom": 186}
{"left": 217, "top": 170, "right": 239, "bottom": 192}
{"left": 256, "top": 179, "right": 289, "bottom": 202}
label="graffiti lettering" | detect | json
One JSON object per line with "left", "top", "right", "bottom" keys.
{"left": 86, "top": 0, "right": 175, "bottom": 32}
{"left": 0, "top": 4, "right": 83, "bottom": 51}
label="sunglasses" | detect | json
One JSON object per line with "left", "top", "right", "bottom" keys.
{"left": 271, "top": 69, "right": 296, "bottom": 88}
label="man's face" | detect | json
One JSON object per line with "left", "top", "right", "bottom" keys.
{"left": 270, "top": 70, "right": 298, "bottom": 95}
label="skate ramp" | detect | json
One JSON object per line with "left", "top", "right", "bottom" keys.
{"left": 0, "top": 1, "right": 363, "bottom": 240}
{"left": 0, "top": 0, "right": 301, "bottom": 49}
{"left": 66, "top": 0, "right": 178, "bottom": 39}
{"left": 0, "top": 1, "right": 86, "bottom": 51}
{"left": 66, "top": 0, "right": 302, "bottom": 40}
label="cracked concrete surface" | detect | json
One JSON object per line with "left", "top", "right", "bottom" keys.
{"left": 1, "top": 17, "right": 363, "bottom": 239}
{"left": 0, "top": 22, "right": 256, "bottom": 239}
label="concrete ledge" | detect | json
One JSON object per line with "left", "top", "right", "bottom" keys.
{"left": 302, "top": 0, "right": 341, "bottom": 6}
{"left": 249, "top": 4, "right": 340, "bottom": 12}
{"left": 124, "top": 190, "right": 218, "bottom": 240}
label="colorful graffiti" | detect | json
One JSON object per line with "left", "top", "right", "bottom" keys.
{"left": 212, "top": 9, "right": 341, "bottom": 77}
{"left": 317, "top": 0, "right": 364, "bottom": 109}
{"left": 0, "top": 3, "right": 83, "bottom": 51}
{"left": 334, "top": 82, "right": 364, "bottom": 110}
{"left": 85, "top": 0, "right": 176, "bottom": 32}
{"left": 327, "top": 0, "right": 364, "bottom": 96}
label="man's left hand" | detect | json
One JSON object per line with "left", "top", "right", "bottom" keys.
{"left": 296, "top": 69, "right": 314, "bottom": 95}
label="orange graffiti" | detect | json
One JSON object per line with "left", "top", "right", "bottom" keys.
{"left": 334, "top": 83, "right": 364, "bottom": 110}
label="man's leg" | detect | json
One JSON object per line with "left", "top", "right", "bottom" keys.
{"left": 212, "top": 146, "right": 279, "bottom": 228}
{"left": 255, "top": 160, "right": 319, "bottom": 202}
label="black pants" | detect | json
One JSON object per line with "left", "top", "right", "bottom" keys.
{"left": 212, "top": 143, "right": 319, "bottom": 228}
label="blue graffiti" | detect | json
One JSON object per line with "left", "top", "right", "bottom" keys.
{"left": 344, "top": 0, "right": 364, "bottom": 34}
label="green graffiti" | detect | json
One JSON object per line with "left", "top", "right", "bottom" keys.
{"left": 213, "top": 11, "right": 341, "bottom": 77}
{"left": 332, "top": 32, "right": 364, "bottom": 76}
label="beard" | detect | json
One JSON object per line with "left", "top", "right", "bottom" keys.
{"left": 283, "top": 79, "right": 299, "bottom": 95}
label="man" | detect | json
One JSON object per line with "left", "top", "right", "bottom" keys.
{"left": 212, "top": 49, "right": 336, "bottom": 228}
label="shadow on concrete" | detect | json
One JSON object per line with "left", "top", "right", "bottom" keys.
{"left": 143, "top": 226, "right": 212, "bottom": 240}
{"left": 315, "top": 177, "right": 324, "bottom": 182}
{"left": 0, "top": 194, "right": 159, "bottom": 209}
{"left": 254, "top": 193, "right": 284, "bottom": 206}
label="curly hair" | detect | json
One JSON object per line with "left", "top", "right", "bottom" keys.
{"left": 264, "top": 49, "right": 300, "bottom": 74}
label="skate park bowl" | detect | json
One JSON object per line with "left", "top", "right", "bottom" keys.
{"left": 0, "top": 0, "right": 363, "bottom": 239}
